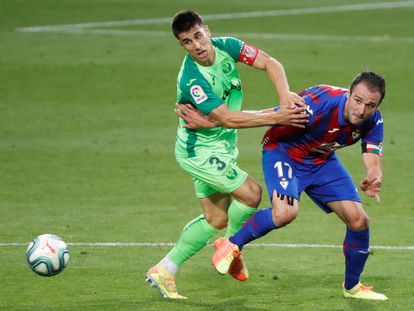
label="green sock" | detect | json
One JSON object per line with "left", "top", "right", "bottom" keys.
{"left": 225, "top": 199, "right": 257, "bottom": 237}
{"left": 166, "top": 214, "right": 219, "bottom": 266}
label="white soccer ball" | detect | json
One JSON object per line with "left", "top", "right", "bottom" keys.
{"left": 26, "top": 234, "right": 70, "bottom": 276}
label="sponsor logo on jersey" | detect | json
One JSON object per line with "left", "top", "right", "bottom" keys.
{"left": 305, "top": 105, "right": 314, "bottom": 115}
{"left": 280, "top": 178, "right": 289, "bottom": 190}
{"left": 312, "top": 142, "right": 342, "bottom": 154}
{"left": 186, "top": 78, "right": 197, "bottom": 86}
{"left": 190, "top": 85, "right": 208, "bottom": 105}
{"left": 328, "top": 128, "right": 339, "bottom": 133}
{"left": 222, "top": 78, "right": 241, "bottom": 101}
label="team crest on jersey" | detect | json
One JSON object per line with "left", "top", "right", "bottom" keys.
{"left": 352, "top": 130, "right": 361, "bottom": 140}
{"left": 280, "top": 178, "right": 289, "bottom": 190}
{"left": 221, "top": 59, "right": 233, "bottom": 74}
{"left": 190, "top": 85, "right": 208, "bottom": 104}
{"left": 225, "top": 168, "right": 238, "bottom": 180}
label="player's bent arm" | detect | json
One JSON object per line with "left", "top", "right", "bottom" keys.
{"left": 251, "top": 50, "right": 305, "bottom": 108}
{"left": 175, "top": 103, "right": 218, "bottom": 128}
{"left": 208, "top": 103, "right": 308, "bottom": 129}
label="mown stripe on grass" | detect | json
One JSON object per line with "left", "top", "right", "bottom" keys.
{"left": 2, "top": 242, "right": 413, "bottom": 250}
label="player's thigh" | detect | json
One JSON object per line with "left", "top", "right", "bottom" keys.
{"left": 231, "top": 175, "right": 262, "bottom": 208}
{"left": 262, "top": 149, "right": 300, "bottom": 226}
{"left": 305, "top": 156, "right": 361, "bottom": 214}
{"left": 176, "top": 153, "right": 248, "bottom": 197}
{"left": 328, "top": 200, "right": 369, "bottom": 230}
{"left": 262, "top": 149, "right": 300, "bottom": 202}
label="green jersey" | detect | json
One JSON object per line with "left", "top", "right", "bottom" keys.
{"left": 175, "top": 37, "right": 245, "bottom": 158}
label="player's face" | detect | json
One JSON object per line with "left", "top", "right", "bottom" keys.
{"left": 177, "top": 24, "right": 215, "bottom": 66}
{"left": 345, "top": 83, "right": 381, "bottom": 125}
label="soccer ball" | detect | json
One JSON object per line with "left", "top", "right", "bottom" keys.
{"left": 26, "top": 234, "right": 70, "bottom": 276}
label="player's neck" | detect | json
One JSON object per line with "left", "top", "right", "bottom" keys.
{"left": 343, "top": 99, "right": 350, "bottom": 123}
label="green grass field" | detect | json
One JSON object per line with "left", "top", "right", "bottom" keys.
{"left": 1, "top": 0, "right": 413, "bottom": 310}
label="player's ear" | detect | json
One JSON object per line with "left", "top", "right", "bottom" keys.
{"left": 205, "top": 25, "right": 211, "bottom": 38}
{"left": 177, "top": 37, "right": 185, "bottom": 48}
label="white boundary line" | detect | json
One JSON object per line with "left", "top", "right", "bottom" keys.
{"left": 18, "top": 27, "right": 413, "bottom": 43}
{"left": 232, "top": 32, "right": 414, "bottom": 43}
{"left": 17, "top": 1, "right": 414, "bottom": 32}
{"left": 2, "top": 242, "right": 413, "bottom": 250}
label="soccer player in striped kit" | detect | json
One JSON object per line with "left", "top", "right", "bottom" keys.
{"left": 210, "top": 71, "right": 388, "bottom": 300}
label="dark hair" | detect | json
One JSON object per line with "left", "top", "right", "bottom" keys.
{"left": 350, "top": 71, "right": 386, "bottom": 103}
{"left": 171, "top": 11, "right": 204, "bottom": 39}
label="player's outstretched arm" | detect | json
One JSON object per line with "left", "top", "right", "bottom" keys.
{"left": 250, "top": 49, "right": 305, "bottom": 108}
{"left": 359, "top": 153, "right": 383, "bottom": 204}
{"left": 175, "top": 102, "right": 308, "bottom": 129}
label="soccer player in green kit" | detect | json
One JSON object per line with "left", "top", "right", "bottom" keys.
{"left": 145, "top": 10, "right": 308, "bottom": 299}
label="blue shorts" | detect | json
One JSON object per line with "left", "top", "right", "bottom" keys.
{"left": 262, "top": 149, "right": 361, "bottom": 213}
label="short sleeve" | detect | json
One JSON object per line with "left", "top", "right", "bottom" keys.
{"left": 211, "top": 37, "right": 244, "bottom": 61}
{"left": 179, "top": 78, "right": 224, "bottom": 114}
{"left": 361, "top": 111, "right": 383, "bottom": 156}
{"left": 362, "top": 111, "right": 383, "bottom": 144}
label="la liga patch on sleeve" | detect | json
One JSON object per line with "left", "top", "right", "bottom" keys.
{"left": 190, "top": 85, "right": 208, "bottom": 105}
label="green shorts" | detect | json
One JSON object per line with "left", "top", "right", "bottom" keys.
{"left": 176, "top": 152, "right": 248, "bottom": 198}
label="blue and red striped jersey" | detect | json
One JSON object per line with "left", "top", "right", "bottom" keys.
{"left": 262, "top": 84, "right": 383, "bottom": 165}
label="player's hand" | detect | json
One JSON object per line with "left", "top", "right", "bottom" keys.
{"left": 274, "top": 104, "right": 309, "bottom": 128}
{"left": 359, "top": 177, "right": 381, "bottom": 204}
{"left": 279, "top": 91, "right": 306, "bottom": 108}
{"left": 175, "top": 103, "right": 217, "bottom": 129}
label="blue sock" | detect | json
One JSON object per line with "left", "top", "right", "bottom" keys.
{"left": 229, "top": 208, "right": 277, "bottom": 250}
{"left": 343, "top": 227, "right": 370, "bottom": 290}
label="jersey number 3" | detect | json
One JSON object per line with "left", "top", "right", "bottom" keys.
{"left": 209, "top": 156, "right": 226, "bottom": 171}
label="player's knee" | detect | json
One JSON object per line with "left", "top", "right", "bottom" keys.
{"left": 274, "top": 206, "right": 298, "bottom": 227}
{"left": 233, "top": 177, "right": 262, "bottom": 208}
{"left": 250, "top": 183, "right": 262, "bottom": 207}
{"left": 271, "top": 195, "right": 298, "bottom": 227}
{"left": 242, "top": 182, "right": 262, "bottom": 208}
{"left": 204, "top": 213, "right": 228, "bottom": 230}
{"left": 348, "top": 212, "right": 370, "bottom": 231}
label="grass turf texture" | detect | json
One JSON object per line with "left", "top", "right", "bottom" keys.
{"left": 1, "top": 0, "right": 413, "bottom": 310}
